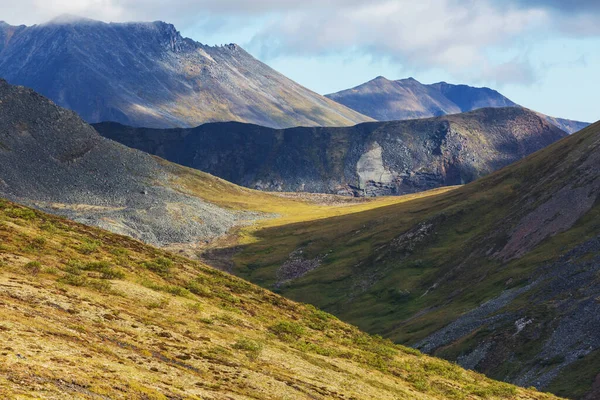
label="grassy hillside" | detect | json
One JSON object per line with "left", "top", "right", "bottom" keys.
{"left": 0, "top": 199, "right": 559, "bottom": 400}
{"left": 227, "top": 120, "right": 600, "bottom": 397}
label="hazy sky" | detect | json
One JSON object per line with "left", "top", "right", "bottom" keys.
{"left": 0, "top": 0, "right": 598, "bottom": 122}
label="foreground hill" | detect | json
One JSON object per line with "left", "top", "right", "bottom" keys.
{"left": 0, "top": 199, "right": 558, "bottom": 399}
{"left": 226, "top": 119, "right": 600, "bottom": 398}
{"left": 0, "top": 16, "right": 371, "bottom": 129}
{"left": 95, "top": 107, "right": 567, "bottom": 196}
{"left": 326, "top": 76, "right": 588, "bottom": 134}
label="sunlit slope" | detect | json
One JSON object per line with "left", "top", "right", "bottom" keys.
{"left": 231, "top": 120, "right": 600, "bottom": 397}
{"left": 0, "top": 199, "right": 558, "bottom": 400}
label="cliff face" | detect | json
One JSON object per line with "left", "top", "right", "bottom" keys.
{"left": 95, "top": 107, "right": 568, "bottom": 196}
{"left": 0, "top": 17, "right": 372, "bottom": 129}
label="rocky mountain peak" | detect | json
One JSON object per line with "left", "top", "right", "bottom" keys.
{"left": 0, "top": 17, "right": 371, "bottom": 129}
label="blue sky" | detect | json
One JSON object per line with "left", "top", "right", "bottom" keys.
{"left": 1, "top": 0, "right": 599, "bottom": 122}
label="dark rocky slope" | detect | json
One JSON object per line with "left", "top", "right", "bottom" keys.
{"left": 228, "top": 118, "right": 600, "bottom": 398}
{"left": 326, "top": 76, "right": 588, "bottom": 134}
{"left": 0, "top": 79, "right": 261, "bottom": 246}
{"left": 0, "top": 16, "right": 371, "bottom": 129}
{"left": 95, "top": 107, "right": 567, "bottom": 196}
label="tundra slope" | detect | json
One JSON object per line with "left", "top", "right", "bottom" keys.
{"left": 95, "top": 107, "right": 567, "bottom": 196}
{"left": 229, "top": 119, "right": 600, "bottom": 398}
{"left": 0, "top": 198, "right": 558, "bottom": 399}
{"left": 0, "top": 16, "right": 371, "bottom": 129}
{"left": 326, "top": 76, "right": 588, "bottom": 134}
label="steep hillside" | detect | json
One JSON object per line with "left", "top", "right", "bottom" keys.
{"left": 0, "top": 199, "right": 559, "bottom": 400}
{"left": 225, "top": 120, "right": 600, "bottom": 398}
{"left": 0, "top": 79, "right": 266, "bottom": 247}
{"left": 0, "top": 16, "right": 371, "bottom": 129}
{"left": 95, "top": 107, "right": 567, "bottom": 196}
{"left": 326, "top": 77, "right": 588, "bottom": 134}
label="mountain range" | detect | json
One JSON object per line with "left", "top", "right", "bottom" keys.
{"left": 0, "top": 16, "right": 371, "bottom": 129}
{"left": 326, "top": 76, "right": 589, "bottom": 134}
{"left": 0, "top": 78, "right": 418, "bottom": 255}
{"left": 95, "top": 107, "right": 567, "bottom": 196}
{"left": 0, "top": 78, "right": 559, "bottom": 400}
{"left": 0, "top": 14, "right": 597, "bottom": 400}
{"left": 0, "top": 16, "right": 588, "bottom": 136}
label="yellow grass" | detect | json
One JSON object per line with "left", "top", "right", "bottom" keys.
{"left": 0, "top": 199, "right": 560, "bottom": 399}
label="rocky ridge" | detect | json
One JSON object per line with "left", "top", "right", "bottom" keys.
{"left": 0, "top": 16, "right": 371, "bottom": 129}
{"left": 95, "top": 107, "right": 567, "bottom": 197}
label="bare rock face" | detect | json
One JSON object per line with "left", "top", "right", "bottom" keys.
{"left": 95, "top": 107, "right": 568, "bottom": 197}
{"left": 356, "top": 142, "right": 395, "bottom": 196}
{"left": 0, "top": 16, "right": 371, "bottom": 129}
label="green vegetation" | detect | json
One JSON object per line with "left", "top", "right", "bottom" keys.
{"left": 546, "top": 350, "right": 600, "bottom": 398}
{"left": 232, "top": 339, "right": 263, "bottom": 360}
{"left": 142, "top": 257, "right": 173, "bottom": 277}
{"left": 269, "top": 320, "right": 306, "bottom": 341}
{"left": 76, "top": 238, "right": 100, "bottom": 254}
{"left": 23, "top": 260, "right": 41, "bottom": 275}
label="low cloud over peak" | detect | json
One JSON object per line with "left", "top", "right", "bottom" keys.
{"left": 1, "top": 0, "right": 599, "bottom": 86}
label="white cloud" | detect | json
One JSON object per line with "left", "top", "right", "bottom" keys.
{"left": 248, "top": 0, "right": 548, "bottom": 83}
{"left": 0, "top": 0, "right": 595, "bottom": 84}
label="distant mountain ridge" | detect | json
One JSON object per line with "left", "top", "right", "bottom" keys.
{"left": 326, "top": 76, "right": 588, "bottom": 134}
{"left": 0, "top": 16, "right": 372, "bottom": 129}
{"left": 95, "top": 107, "right": 567, "bottom": 197}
